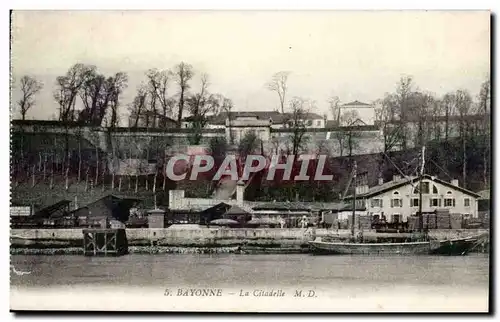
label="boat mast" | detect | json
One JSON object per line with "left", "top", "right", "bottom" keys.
{"left": 352, "top": 161, "right": 357, "bottom": 238}
{"left": 418, "top": 146, "right": 426, "bottom": 233}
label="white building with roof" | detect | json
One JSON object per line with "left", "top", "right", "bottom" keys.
{"left": 346, "top": 174, "right": 481, "bottom": 223}
{"left": 339, "top": 100, "right": 376, "bottom": 126}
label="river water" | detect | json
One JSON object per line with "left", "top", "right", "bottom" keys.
{"left": 10, "top": 254, "right": 490, "bottom": 312}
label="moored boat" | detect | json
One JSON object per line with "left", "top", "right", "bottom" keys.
{"left": 309, "top": 234, "right": 482, "bottom": 255}
{"left": 309, "top": 146, "right": 484, "bottom": 256}
{"left": 309, "top": 239, "right": 431, "bottom": 255}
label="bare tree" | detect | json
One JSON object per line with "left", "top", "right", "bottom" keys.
{"left": 331, "top": 130, "right": 345, "bottom": 157}
{"left": 55, "top": 63, "right": 95, "bottom": 121}
{"left": 74, "top": 125, "right": 83, "bottom": 183}
{"left": 128, "top": 85, "right": 148, "bottom": 127}
{"left": 428, "top": 98, "right": 444, "bottom": 141}
{"left": 107, "top": 72, "right": 129, "bottom": 128}
{"left": 454, "top": 89, "right": 473, "bottom": 188}
{"left": 80, "top": 71, "right": 128, "bottom": 127}
{"left": 327, "top": 95, "right": 341, "bottom": 125}
{"left": 174, "top": 62, "right": 194, "bottom": 127}
{"left": 267, "top": 71, "right": 290, "bottom": 114}
{"left": 339, "top": 110, "right": 362, "bottom": 161}
{"left": 17, "top": 75, "right": 43, "bottom": 120}
{"left": 411, "top": 91, "right": 435, "bottom": 148}
{"left": 376, "top": 97, "right": 400, "bottom": 153}
{"left": 220, "top": 96, "right": 234, "bottom": 144}
{"left": 287, "top": 97, "right": 310, "bottom": 156}
{"left": 394, "top": 75, "right": 415, "bottom": 150}
{"left": 78, "top": 69, "right": 105, "bottom": 123}
{"left": 186, "top": 74, "right": 221, "bottom": 145}
{"left": 146, "top": 68, "right": 174, "bottom": 127}
{"left": 441, "top": 92, "right": 456, "bottom": 142}
{"left": 478, "top": 75, "right": 491, "bottom": 187}
{"left": 478, "top": 75, "right": 491, "bottom": 114}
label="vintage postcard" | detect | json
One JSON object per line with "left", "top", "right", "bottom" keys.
{"left": 9, "top": 10, "right": 490, "bottom": 312}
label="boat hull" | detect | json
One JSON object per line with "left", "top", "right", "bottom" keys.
{"left": 308, "top": 240, "right": 431, "bottom": 255}
{"left": 309, "top": 235, "right": 482, "bottom": 256}
{"left": 429, "top": 237, "right": 479, "bottom": 255}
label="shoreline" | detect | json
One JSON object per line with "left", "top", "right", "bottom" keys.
{"left": 10, "top": 245, "right": 310, "bottom": 255}
{"left": 10, "top": 227, "right": 489, "bottom": 255}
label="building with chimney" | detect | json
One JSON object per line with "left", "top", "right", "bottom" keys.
{"left": 345, "top": 175, "right": 481, "bottom": 223}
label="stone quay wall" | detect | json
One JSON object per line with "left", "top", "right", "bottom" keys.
{"left": 10, "top": 227, "right": 488, "bottom": 249}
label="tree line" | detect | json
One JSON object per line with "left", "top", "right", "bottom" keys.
{"left": 15, "top": 62, "right": 233, "bottom": 140}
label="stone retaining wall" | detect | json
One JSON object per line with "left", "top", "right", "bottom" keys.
{"left": 11, "top": 227, "right": 488, "bottom": 248}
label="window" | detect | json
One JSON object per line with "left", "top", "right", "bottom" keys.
{"left": 411, "top": 198, "right": 419, "bottom": 207}
{"left": 392, "top": 214, "right": 401, "bottom": 223}
{"left": 371, "top": 199, "right": 383, "bottom": 208}
{"left": 356, "top": 199, "right": 365, "bottom": 208}
{"left": 306, "top": 120, "right": 313, "bottom": 126}
{"left": 444, "top": 198, "right": 455, "bottom": 207}
{"left": 391, "top": 198, "right": 402, "bottom": 208}
{"left": 464, "top": 198, "right": 470, "bottom": 207}
{"left": 430, "top": 198, "right": 441, "bottom": 207}
{"left": 433, "top": 185, "right": 438, "bottom": 194}
{"left": 316, "top": 120, "right": 321, "bottom": 126}
{"left": 413, "top": 182, "right": 430, "bottom": 194}
{"left": 446, "top": 191, "right": 452, "bottom": 195}
{"left": 393, "top": 191, "right": 400, "bottom": 196}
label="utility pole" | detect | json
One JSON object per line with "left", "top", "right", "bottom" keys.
{"left": 418, "top": 146, "right": 426, "bottom": 233}
{"left": 352, "top": 161, "right": 357, "bottom": 238}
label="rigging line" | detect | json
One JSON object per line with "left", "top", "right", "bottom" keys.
{"left": 381, "top": 150, "right": 418, "bottom": 189}
{"left": 341, "top": 168, "right": 354, "bottom": 202}
{"left": 428, "top": 158, "right": 453, "bottom": 181}
{"left": 382, "top": 151, "right": 407, "bottom": 178}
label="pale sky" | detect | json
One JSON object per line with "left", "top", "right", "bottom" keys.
{"left": 11, "top": 10, "right": 490, "bottom": 121}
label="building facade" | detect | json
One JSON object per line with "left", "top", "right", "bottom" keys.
{"left": 339, "top": 100, "right": 376, "bottom": 126}
{"left": 349, "top": 175, "right": 480, "bottom": 223}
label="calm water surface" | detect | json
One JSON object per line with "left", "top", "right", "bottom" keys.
{"left": 11, "top": 254, "right": 489, "bottom": 290}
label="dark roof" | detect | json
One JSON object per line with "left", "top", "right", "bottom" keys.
{"left": 340, "top": 205, "right": 367, "bottom": 211}
{"left": 345, "top": 174, "right": 481, "bottom": 199}
{"left": 69, "top": 195, "right": 141, "bottom": 222}
{"left": 298, "top": 112, "right": 324, "bottom": 120}
{"left": 199, "top": 202, "right": 232, "bottom": 214}
{"left": 34, "top": 200, "right": 71, "bottom": 219}
{"left": 342, "top": 100, "right": 373, "bottom": 107}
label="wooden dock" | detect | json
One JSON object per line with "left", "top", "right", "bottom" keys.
{"left": 82, "top": 228, "right": 128, "bottom": 256}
